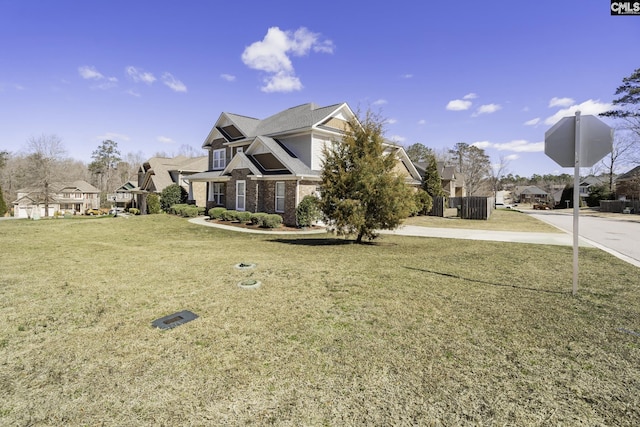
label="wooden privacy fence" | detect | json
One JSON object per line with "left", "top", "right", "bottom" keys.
{"left": 429, "top": 196, "right": 494, "bottom": 219}
{"left": 599, "top": 200, "right": 640, "bottom": 214}
{"left": 430, "top": 197, "right": 446, "bottom": 217}
{"left": 460, "top": 197, "right": 493, "bottom": 220}
{"left": 449, "top": 197, "right": 462, "bottom": 208}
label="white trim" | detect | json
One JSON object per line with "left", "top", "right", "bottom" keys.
{"left": 236, "top": 180, "right": 246, "bottom": 211}
{"left": 275, "top": 181, "right": 285, "bottom": 213}
{"left": 213, "top": 148, "right": 226, "bottom": 169}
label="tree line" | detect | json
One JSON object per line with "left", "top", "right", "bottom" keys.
{"left": 0, "top": 136, "right": 199, "bottom": 217}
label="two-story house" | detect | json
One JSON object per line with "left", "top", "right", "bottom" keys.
{"left": 188, "top": 102, "right": 422, "bottom": 226}
{"left": 130, "top": 155, "right": 208, "bottom": 214}
{"left": 13, "top": 180, "right": 100, "bottom": 218}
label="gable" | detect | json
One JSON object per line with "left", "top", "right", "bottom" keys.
{"left": 252, "top": 153, "right": 287, "bottom": 172}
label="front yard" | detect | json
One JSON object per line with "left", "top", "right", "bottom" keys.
{"left": 0, "top": 214, "right": 638, "bottom": 425}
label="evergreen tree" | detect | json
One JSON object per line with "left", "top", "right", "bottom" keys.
{"left": 89, "top": 140, "right": 122, "bottom": 193}
{"left": 600, "top": 67, "right": 640, "bottom": 139}
{"left": 0, "top": 183, "right": 7, "bottom": 216}
{"left": 319, "top": 110, "right": 414, "bottom": 243}
{"left": 422, "top": 153, "right": 445, "bottom": 198}
{"left": 405, "top": 142, "right": 432, "bottom": 163}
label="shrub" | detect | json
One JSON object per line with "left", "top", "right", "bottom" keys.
{"left": 413, "top": 189, "right": 433, "bottom": 216}
{"left": 220, "top": 210, "right": 238, "bottom": 221}
{"left": 296, "top": 195, "right": 321, "bottom": 227}
{"left": 261, "top": 214, "right": 283, "bottom": 228}
{"left": 170, "top": 204, "right": 189, "bottom": 215}
{"left": 129, "top": 208, "right": 140, "bottom": 215}
{"left": 236, "top": 211, "right": 252, "bottom": 222}
{"left": 147, "top": 194, "right": 162, "bottom": 214}
{"left": 250, "top": 212, "right": 268, "bottom": 225}
{"left": 160, "top": 184, "right": 188, "bottom": 212}
{"left": 208, "top": 207, "right": 226, "bottom": 219}
{"left": 197, "top": 206, "right": 206, "bottom": 216}
{"left": 181, "top": 206, "right": 199, "bottom": 218}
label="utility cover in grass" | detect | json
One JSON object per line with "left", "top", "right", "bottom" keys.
{"left": 152, "top": 310, "right": 198, "bottom": 330}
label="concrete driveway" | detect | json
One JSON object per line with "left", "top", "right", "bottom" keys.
{"left": 524, "top": 209, "right": 640, "bottom": 268}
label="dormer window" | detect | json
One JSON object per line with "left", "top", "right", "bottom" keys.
{"left": 218, "top": 125, "right": 244, "bottom": 141}
{"left": 213, "top": 149, "right": 226, "bottom": 169}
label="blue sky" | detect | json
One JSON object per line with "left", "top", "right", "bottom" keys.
{"left": 1, "top": 0, "right": 638, "bottom": 177}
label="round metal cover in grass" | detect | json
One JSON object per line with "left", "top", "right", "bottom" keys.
{"left": 237, "top": 279, "right": 261, "bottom": 289}
{"left": 234, "top": 262, "right": 256, "bottom": 270}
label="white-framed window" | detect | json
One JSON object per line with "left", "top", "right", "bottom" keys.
{"left": 209, "top": 182, "right": 224, "bottom": 205}
{"left": 236, "top": 180, "right": 246, "bottom": 211}
{"left": 275, "top": 181, "right": 285, "bottom": 213}
{"left": 213, "top": 149, "right": 226, "bottom": 169}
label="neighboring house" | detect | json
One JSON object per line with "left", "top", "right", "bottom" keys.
{"left": 188, "top": 102, "right": 422, "bottom": 226}
{"left": 579, "top": 175, "right": 605, "bottom": 198}
{"left": 412, "top": 161, "right": 465, "bottom": 198}
{"left": 13, "top": 180, "right": 100, "bottom": 218}
{"left": 514, "top": 185, "right": 549, "bottom": 204}
{"left": 109, "top": 181, "right": 136, "bottom": 208}
{"left": 130, "top": 156, "right": 208, "bottom": 214}
{"left": 616, "top": 166, "right": 640, "bottom": 200}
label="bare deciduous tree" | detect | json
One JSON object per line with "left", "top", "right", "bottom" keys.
{"left": 23, "top": 134, "right": 67, "bottom": 217}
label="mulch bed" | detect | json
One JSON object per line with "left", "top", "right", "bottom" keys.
{"left": 207, "top": 219, "right": 324, "bottom": 232}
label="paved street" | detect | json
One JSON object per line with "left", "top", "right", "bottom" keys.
{"left": 524, "top": 209, "right": 640, "bottom": 268}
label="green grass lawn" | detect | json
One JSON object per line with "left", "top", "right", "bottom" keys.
{"left": 1, "top": 214, "right": 639, "bottom": 425}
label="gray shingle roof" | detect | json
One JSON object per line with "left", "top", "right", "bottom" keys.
{"left": 253, "top": 136, "right": 316, "bottom": 176}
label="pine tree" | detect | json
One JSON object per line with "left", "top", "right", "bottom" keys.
{"left": 0, "top": 183, "right": 7, "bottom": 216}
{"left": 422, "top": 153, "right": 445, "bottom": 198}
{"left": 319, "top": 110, "right": 414, "bottom": 243}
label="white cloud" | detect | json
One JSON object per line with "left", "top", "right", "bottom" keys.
{"left": 162, "top": 73, "right": 187, "bottom": 92}
{"left": 472, "top": 141, "right": 491, "bottom": 149}
{"left": 472, "top": 103, "right": 502, "bottom": 117}
{"left": 446, "top": 99, "right": 472, "bottom": 111}
{"left": 78, "top": 66, "right": 104, "bottom": 80}
{"left": 463, "top": 93, "right": 477, "bottom": 100}
{"left": 373, "top": 99, "right": 387, "bottom": 106}
{"left": 389, "top": 135, "right": 406, "bottom": 143}
{"left": 97, "top": 132, "right": 130, "bottom": 141}
{"left": 549, "top": 97, "right": 575, "bottom": 108}
{"left": 126, "top": 66, "right": 156, "bottom": 84}
{"left": 157, "top": 136, "right": 174, "bottom": 144}
{"left": 417, "top": 119, "right": 426, "bottom": 125}
{"left": 78, "top": 66, "right": 118, "bottom": 89}
{"left": 220, "top": 73, "right": 236, "bottom": 82}
{"left": 544, "top": 99, "right": 612, "bottom": 125}
{"left": 401, "top": 73, "right": 413, "bottom": 79}
{"left": 261, "top": 72, "right": 302, "bottom": 93}
{"left": 473, "top": 139, "right": 545, "bottom": 153}
{"left": 126, "top": 89, "right": 141, "bottom": 97}
{"left": 524, "top": 117, "right": 540, "bottom": 126}
{"left": 386, "top": 118, "right": 398, "bottom": 124}
{"left": 241, "top": 26, "right": 333, "bottom": 93}
{"left": 505, "top": 154, "right": 520, "bottom": 161}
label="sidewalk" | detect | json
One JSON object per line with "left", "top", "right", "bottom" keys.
{"left": 379, "top": 225, "right": 592, "bottom": 247}
{"left": 190, "top": 217, "right": 588, "bottom": 246}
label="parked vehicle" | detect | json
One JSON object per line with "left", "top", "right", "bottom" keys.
{"left": 85, "top": 208, "right": 101, "bottom": 215}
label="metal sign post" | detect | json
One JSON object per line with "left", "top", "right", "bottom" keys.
{"left": 545, "top": 111, "right": 612, "bottom": 295}
{"left": 572, "top": 112, "right": 581, "bottom": 296}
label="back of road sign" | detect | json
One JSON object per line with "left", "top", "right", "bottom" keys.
{"left": 544, "top": 114, "right": 613, "bottom": 167}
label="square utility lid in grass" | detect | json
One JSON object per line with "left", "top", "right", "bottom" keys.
{"left": 152, "top": 310, "right": 198, "bottom": 330}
